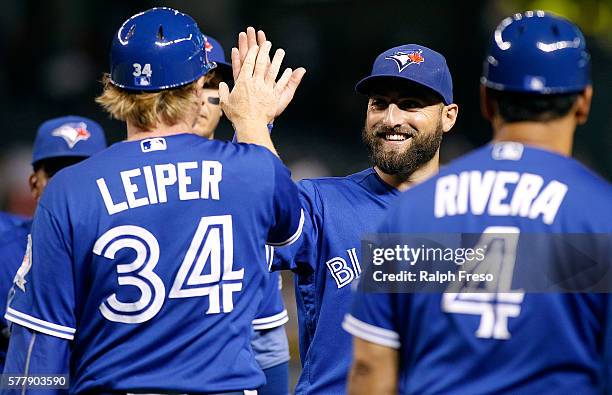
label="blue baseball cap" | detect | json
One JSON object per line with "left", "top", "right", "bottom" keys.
{"left": 32, "top": 116, "right": 107, "bottom": 166}
{"left": 355, "top": 44, "right": 453, "bottom": 104}
{"left": 203, "top": 35, "right": 232, "bottom": 81}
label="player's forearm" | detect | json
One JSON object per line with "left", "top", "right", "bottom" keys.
{"left": 348, "top": 338, "right": 399, "bottom": 395}
{"left": 347, "top": 360, "right": 397, "bottom": 395}
{"left": 233, "top": 120, "right": 279, "bottom": 156}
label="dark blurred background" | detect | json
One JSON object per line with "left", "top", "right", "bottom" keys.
{"left": 0, "top": 0, "right": 610, "bottom": 384}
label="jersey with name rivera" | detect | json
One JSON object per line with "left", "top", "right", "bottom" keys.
{"left": 345, "top": 143, "right": 612, "bottom": 395}
{"left": 6, "top": 134, "right": 303, "bottom": 394}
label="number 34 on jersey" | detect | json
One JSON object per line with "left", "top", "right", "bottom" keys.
{"left": 93, "top": 215, "right": 243, "bottom": 324}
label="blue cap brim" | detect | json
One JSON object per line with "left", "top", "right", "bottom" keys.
{"left": 211, "top": 61, "right": 232, "bottom": 81}
{"left": 355, "top": 74, "right": 450, "bottom": 105}
{"left": 32, "top": 152, "right": 91, "bottom": 166}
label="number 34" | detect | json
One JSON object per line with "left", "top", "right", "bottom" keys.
{"left": 133, "top": 63, "right": 152, "bottom": 77}
{"left": 93, "top": 215, "right": 243, "bottom": 324}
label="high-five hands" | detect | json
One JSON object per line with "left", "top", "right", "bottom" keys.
{"left": 219, "top": 27, "right": 306, "bottom": 154}
{"left": 232, "top": 27, "right": 306, "bottom": 120}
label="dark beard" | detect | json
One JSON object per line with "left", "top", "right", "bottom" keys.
{"left": 361, "top": 120, "right": 443, "bottom": 179}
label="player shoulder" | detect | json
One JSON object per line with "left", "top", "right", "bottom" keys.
{"left": 226, "top": 142, "right": 284, "bottom": 169}
{"left": 298, "top": 168, "right": 376, "bottom": 193}
{"left": 518, "top": 145, "right": 612, "bottom": 199}
{"left": 0, "top": 211, "right": 29, "bottom": 234}
{"left": 0, "top": 216, "right": 30, "bottom": 249}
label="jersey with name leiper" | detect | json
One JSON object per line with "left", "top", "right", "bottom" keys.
{"left": 6, "top": 133, "right": 303, "bottom": 394}
{"left": 345, "top": 143, "right": 612, "bottom": 395}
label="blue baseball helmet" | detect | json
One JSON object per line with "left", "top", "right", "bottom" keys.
{"left": 109, "top": 7, "right": 216, "bottom": 91}
{"left": 481, "top": 11, "right": 590, "bottom": 94}
{"left": 203, "top": 35, "right": 232, "bottom": 81}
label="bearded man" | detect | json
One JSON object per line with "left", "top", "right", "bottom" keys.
{"left": 270, "top": 44, "right": 459, "bottom": 394}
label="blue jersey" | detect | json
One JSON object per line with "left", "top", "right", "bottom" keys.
{"left": 0, "top": 213, "right": 30, "bottom": 371}
{"left": 254, "top": 248, "right": 288, "bottom": 331}
{"left": 272, "top": 168, "right": 399, "bottom": 394}
{"left": 5, "top": 134, "right": 303, "bottom": 394}
{"left": 345, "top": 143, "right": 612, "bottom": 395}
{"left": 252, "top": 254, "right": 289, "bottom": 371}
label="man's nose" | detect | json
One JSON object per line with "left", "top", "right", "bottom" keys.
{"left": 382, "top": 103, "right": 402, "bottom": 128}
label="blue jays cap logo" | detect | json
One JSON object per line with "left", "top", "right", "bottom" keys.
{"left": 202, "top": 35, "right": 214, "bottom": 67}
{"left": 204, "top": 37, "right": 213, "bottom": 52}
{"left": 386, "top": 49, "right": 425, "bottom": 72}
{"left": 52, "top": 122, "right": 91, "bottom": 149}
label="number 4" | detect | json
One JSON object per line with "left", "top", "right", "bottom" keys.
{"left": 441, "top": 226, "right": 525, "bottom": 340}
{"left": 170, "top": 215, "right": 243, "bottom": 314}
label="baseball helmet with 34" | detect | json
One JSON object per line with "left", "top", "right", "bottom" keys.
{"left": 109, "top": 7, "right": 216, "bottom": 91}
{"left": 481, "top": 11, "right": 590, "bottom": 94}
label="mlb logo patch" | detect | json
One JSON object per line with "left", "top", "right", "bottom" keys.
{"left": 52, "top": 122, "right": 91, "bottom": 149}
{"left": 141, "top": 137, "right": 167, "bottom": 153}
{"left": 492, "top": 142, "right": 524, "bottom": 161}
{"left": 525, "top": 76, "right": 546, "bottom": 91}
{"left": 135, "top": 75, "right": 151, "bottom": 87}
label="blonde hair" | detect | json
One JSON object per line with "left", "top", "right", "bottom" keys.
{"left": 96, "top": 73, "right": 212, "bottom": 130}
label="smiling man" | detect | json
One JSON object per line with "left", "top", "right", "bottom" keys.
{"left": 270, "top": 44, "right": 459, "bottom": 394}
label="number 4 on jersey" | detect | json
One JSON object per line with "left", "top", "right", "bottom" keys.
{"left": 170, "top": 215, "right": 243, "bottom": 314}
{"left": 442, "top": 226, "right": 525, "bottom": 340}
{"left": 93, "top": 215, "right": 243, "bottom": 324}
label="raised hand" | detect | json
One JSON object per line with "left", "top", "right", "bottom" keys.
{"left": 219, "top": 40, "right": 294, "bottom": 154}
{"left": 220, "top": 41, "right": 278, "bottom": 126}
{"left": 231, "top": 27, "right": 306, "bottom": 120}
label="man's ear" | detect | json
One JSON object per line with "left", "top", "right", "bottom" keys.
{"left": 196, "top": 75, "right": 206, "bottom": 89}
{"left": 575, "top": 85, "right": 593, "bottom": 125}
{"left": 442, "top": 103, "right": 459, "bottom": 133}
{"left": 28, "top": 172, "right": 39, "bottom": 200}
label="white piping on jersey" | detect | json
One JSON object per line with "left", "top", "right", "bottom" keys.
{"left": 5, "top": 308, "right": 75, "bottom": 340}
{"left": 252, "top": 310, "right": 289, "bottom": 330}
{"left": 22, "top": 332, "right": 37, "bottom": 395}
{"left": 266, "top": 209, "right": 304, "bottom": 247}
{"left": 342, "top": 314, "right": 401, "bottom": 349}
{"left": 265, "top": 245, "right": 275, "bottom": 271}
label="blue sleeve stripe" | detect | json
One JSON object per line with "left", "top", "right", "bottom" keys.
{"left": 253, "top": 310, "right": 289, "bottom": 330}
{"left": 5, "top": 308, "right": 75, "bottom": 340}
{"left": 267, "top": 209, "right": 304, "bottom": 247}
{"left": 342, "top": 314, "right": 400, "bottom": 349}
